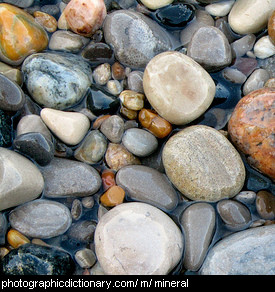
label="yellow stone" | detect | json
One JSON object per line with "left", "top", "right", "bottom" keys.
{"left": 7, "top": 228, "right": 30, "bottom": 249}
{"left": 100, "top": 185, "right": 125, "bottom": 207}
{"left": 34, "top": 11, "right": 57, "bottom": 33}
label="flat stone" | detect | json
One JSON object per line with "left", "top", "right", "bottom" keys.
{"left": 200, "top": 225, "right": 275, "bottom": 275}
{"left": 180, "top": 203, "right": 215, "bottom": 271}
{"left": 9, "top": 199, "right": 72, "bottom": 239}
{"left": 22, "top": 52, "right": 92, "bottom": 110}
{"left": 231, "top": 34, "right": 256, "bottom": 58}
{"left": 162, "top": 125, "right": 246, "bottom": 202}
{"left": 94, "top": 202, "right": 183, "bottom": 275}
{"left": 116, "top": 165, "right": 178, "bottom": 211}
{"left": 205, "top": 1, "right": 235, "bottom": 17}
{"left": 40, "top": 157, "right": 101, "bottom": 198}
{"left": 0, "top": 148, "right": 44, "bottom": 211}
{"left": 143, "top": 51, "right": 215, "bottom": 125}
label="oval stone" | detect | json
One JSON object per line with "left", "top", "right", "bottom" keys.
{"left": 143, "top": 51, "right": 216, "bottom": 125}
{"left": 162, "top": 125, "right": 246, "bottom": 202}
{"left": 94, "top": 202, "right": 183, "bottom": 275}
{"left": 9, "top": 199, "right": 72, "bottom": 239}
{"left": 116, "top": 165, "right": 178, "bottom": 211}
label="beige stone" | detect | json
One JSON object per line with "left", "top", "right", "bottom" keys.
{"left": 143, "top": 51, "right": 215, "bottom": 125}
{"left": 139, "top": 0, "right": 173, "bottom": 10}
{"left": 40, "top": 108, "right": 90, "bottom": 145}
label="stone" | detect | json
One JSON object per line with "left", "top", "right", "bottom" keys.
{"left": 7, "top": 229, "right": 30, "bottom": 249}
{"left": 81, "top": 42, "right": 114, "bottom": 65}
{"left": 103, "top": 10, "right": 174, "bottom": 69}
{"left": 242, "top": 69, "right": 270, "bottom": 96}
{"left": 187, "top": 26, "right": 232, "bottom": 72}
{"left": 40, "top": 157, "right": 101, "bottom": 198}
{"left": 0, "top": 62, "right": 23, "bottom": 85}
{"left": 13, "top": 132, "right": 54, "bottom": 166}
{"left": 143, "top": 51, "right": 215, "bottom": 125}
{"left": 40, "top": 108, "right": 90, "bottom": 146}
{"left": 127, "top": 71, "right": 144, "bottom": 93}
{"left": 140, "top": 0, "right": 173, "bottom": 10}
{"left": 0, "top": 4, "right": 48, "bottom": 66}
{"left": 111, "top": 62, "right": 125, "bottom": 80}
{"left": 122, "top": 128, "right": 158, "bottom": 157}
{"left": 74, "top": 248, "right": 96, "bottom": 269}
{"left": 180, "top": 203, "right": 215, "bottom": 271}
{"left": 100, "top": 115, "right": 124, "bottom": 143}
{"left": 67, "top": 220, "right": 97, "bottom": 243}
{"left": 265, "top": 78, "right": 275, "bottom": 88}
{"left": 162, "top": 125, "right": 246, "bottom": 202}
{"left": 105, "top": 143, "right": 141, "bottom": 171}
{"left": 0, "top": 110, "right": 12, "bottom": 147}
{"left": 231, "top": 34, "right": 256, "bottom": 58}
{"left": 217, "top": 200, "right": 251, "bottom": 230}
{"left": 256, "top": 191, "right": 275, "bottom": 220}
{"left": 64, "top": 0, "right": 107, "bottom": 37}
{"left": 94, "top": 202, "right": 183, "bottom": 275}
{"left": 222, "top": 68, "right": 247, "bottom": 84}
{"left": 228, "top": 0, "right": 275, "bottom": 35}
{"left": 22, "top": 52, "right": 92, "bottom": 110}
{"left": 0, "top": 148, "right": 44, "bottom": 211}
{"left": 0, "top": 212, "right": 7, "bottom": 245}
{"left": 116, "top": 165, "right": 178, "bottom": 211}
{"left": 119, "top": 90, "right": 145, "bottom": 111}
{"left": 71, "top": 199, "right": 82, "bottom": 220}
{"left": 228, "top": 87, "right": 275, "bottom": 181}
{"left": 101, "top": 169, "right": 116, "bottom": 191}
{"left": 268, "top": 10, "right": 275, "bottom": 45}
{"left": 200, "top": 225, "right": 275, "bottom": 275}
{"left": 100, "top": 185, "right": 125, "bottom": 207}
{"left": 234, "top": 191, "right": 256, "bottom": 205}
{"left": 93, "top": 63, "right": 111, "bottom": 85}
{"left": 3, "top": 0, "right": 34, "bottom": 8}
{"left": 9, "top": 199, "right": 72, "bottom": 239}
{"left": 0, "top": 243, "right": 75, "bottom": 275}
{"left": 106, "top": 80, "right": 123, "bottom": 96}
{"left": 205, "top": 1, "right": 234, "bottom": 17}
{"left": 34, "top": 11, "right": 57, "bottom": 33}
{"left": 74, "top": 130, "right": 107, "bottom": 164}
{"left": 0, "top": 73, "right": 25, "bottom": 111}
{"left": 253, "top": 36, "right": 275, "bottom": 59}
{"left": 49, "top": 30, "right": 89, "bottom": 53}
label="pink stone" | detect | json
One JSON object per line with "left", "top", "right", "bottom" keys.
{"left": 64, "top": 0, "right": 107, "bottom": 37}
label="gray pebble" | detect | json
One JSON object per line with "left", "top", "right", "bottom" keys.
{"left": 100, "top": 115, "right": 124, "bottom": 143}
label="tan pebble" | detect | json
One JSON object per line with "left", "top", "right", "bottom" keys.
{"left": 119, "top": 90, "right": 145, "bottom": 111}
{"left": 7, "top": 229, "right": 30, "bottom": 249}
{"left": 100, "top": 185, "right": 125, "bottom": 207}
{"left": 34, "top": 11, "right": 57, "bottom": 33}
{"left": 120, "top": 105, "right": 138, "bottom": 120}
{"left": 268, "top": 10, "right": 275, "bottom": 45}
{"left": 112, "top": 62, "right": 125, "bottom": 80}
{"left": 264, "top": 78, "right": 275, "bottom": 88}
{"left": 57, "top": 11, "right": 70, "bottom": 30}
{"left": 31, "top": 238, "right": 49, "bottom": 247}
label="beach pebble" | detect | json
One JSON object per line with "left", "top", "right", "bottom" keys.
{"left": 94, "top": 202, "right": 183, "bottom": 275}
{"left": 253, "top": 36, "right": 275, "bottom": 59}
{"left": 162, "top": 125, "right": 246, "bottom": 202}
{"left": 222, "top": 68, "right": 247, "bottom": 84}
{"left": 205, "top": 1, "right": 235, "bottom": 17}
{"left": 268, "top": 10, "right": 275, "bottom": 45}
{"left": 230, "top": 34, "right": 256, "bottom": 58}
{"left": 93, "top": 63, "right": 111, "bottom": 85}
{"left": 127, "top": 71, "right": 144, "bottom": 93}
{"left": 7, "top": 229, "right": 30, "bottom": 249}
{"left": 242, "top": 69, "right": 270, "bottom": 95}
{"left": 0, "top": 62, "right": 23, "bottom": 85}
{"left": 143, "top": 51, "right": 215, "bottom": 125}
{"left": 74, "top": 248, "right": 96, "bottom": 269}
{"left": 100, "top": 115, "right": 124, "bottom": 143}
{"left": 33, "top": 11, "right": 57, "bottom": 33}
{"left": 234, "top": 191, "right": 256, "bottom": 205}
{"left": 256, "top": 190, "right": 275, "bottom": 220}
{"left": 119, "top": 90, "right": 145, "bottom": 111}
{"left": 100, "top": 185, "right": 125, "bottom": 207}
{"left": 140, "top": 0, "right": 173, "bottom": 10}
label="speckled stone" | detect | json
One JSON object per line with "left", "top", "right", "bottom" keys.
{"left": 162, "top": 125, "right": 246, "bottom": 202}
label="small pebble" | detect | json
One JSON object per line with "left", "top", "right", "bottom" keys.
{"left": 34, "top": 11, "right": 57, "bottom": 33}
{"left": 100, "top": 185, "right": 125, "bottom": 207}
{"left": 112, "top": 62, "right": 126, "bottom": 80}
{"left": 242, "top": 68, "right": 270, "bottom": 95}
{"left": 119, "top": 90, "right": 144, "bottom": 111}
{"left": 101, "top": 169, "right": 116, "bottom": 191}
{"left": 74, "top": 248, "right": 96, "bottom": 269}
{"left": 100, "top": 115, "right": 125, "bottom": 143}
{"left": 7, "top": 229, "right": 30, "bottom": 249}
{"left": 93, "top": 63, "right": 111, "bottom": 85}
{"left": 71, "top": 199, "right": 83, "bottom": 220}
{"left": 256, "top": 190, "right": 275, "bottom": 220}
{"left": 253, "top": 36, "right": 275, "bottom": 59}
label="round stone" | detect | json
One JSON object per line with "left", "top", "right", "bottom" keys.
{"left": 143, "top": 51, "right": 215, "bottom": 125}
{"left": 268, "top": 10, "right": 275, "bottom": 45}
{"left": 94, "top": 202, "right": 183, "bottom": 275}
{"left": 228, "top": 87, "right": 275, "bottom": 181}
{"left": 256, "top": 190, "right": 275, "bottom": 220}
{"left": 162, "top": 125, "right": 246, "bottom": 202}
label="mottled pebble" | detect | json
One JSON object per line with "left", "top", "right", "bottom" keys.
{"left": 119, "top": 90, "right": 144, "bottom": 111}
{"left": 100, "top": 115, "right": 124, "bottom": 143}
{"left": 256, "top": 191, "right": 275, "bottom": 220}
{"left": 7, "top": 229, "right": 30, "bottom": 249}
{"left": 100, "top": 185, "right": 125, "bottom": 207}
{"left": 74, "top": 248, "right": 96, "bottom": 269}
{"left": 101, "top": 169, "right": 116, "bottom": 191}
{"left": 93, "top": 63, "right": 111, "bottom": 85}
{"left": 34, "top": 11, "right": 57, "bottom": 32}
{"left": 230, "top": 34, "right": 256, "bottom": 58}
{"left": 71, "top": 199, "right": 83, "bottom": 220}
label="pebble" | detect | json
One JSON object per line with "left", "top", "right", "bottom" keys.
{"left": 33, "top": 11, "right": 57, "bottom": 33}
{"left": 40, "top": 157, "right": 101, "bottom": 198}
{"left": 119, "top": 90, "right": 145, "bottom": 111}
{"left": 3, "top": 0, "right": 34, "bottom": 8}
{"left": 94, "top": 202, "right": 183, "bottom": 275}
{"left": 0, "top": 73, "right": 25, "bottom": 111}
{"left": 253, "top": 36, "right": 275, "bottom": 59}
{"left": 81, "top": 42, "right": 114, "bottom": 65}
{"left": 230, "top": 34, "right": 256, "bottom": 58}
{"left": 0, "top": 3, "right": 48, "bottom": 65}
{"left": 93, "top": 63, "right": 111, "bottom": 85}
{"left": 71, "top": 199, "right": 82, "bottom": 220}
{"left": 0, "top": 62, "right": 23, "bottom": 85}
{"left": 200, "top": 225, "right": 275, "bottom": 275}
{"left": 100, "top": 185, "right": 125, "bottom": 207}
{"left": 9, "top": 199, "right": 72, "bottom": 239}
{"left": 74, "top": 248, "right": 96, "bottom": 269}
{"left": 101, "top": 169, "right": 116, "bottom": 191}
{"left": 228, "top": 87, "right": 275, "bottom": 181}
{"left": 0, "top": 243, "right": 74, "bottom": 275}
{"left": 127, "top": 71, "right": 144, "bottom": 93}
{"left": 180, "top": 203, "right": 215, "bottom": 271}
{"left": 7, "top": 229, "right": 30, "bottom": 249}
{"left": 256, "top": 191, "right": 275, "bottom": 220}
{"left": 0, "top": 148, "right": 44, "bottom": 211}
{"left": 143, "top": 51, "right": 215, "bottom": 125}
{"left": 187, "top": 26, "right": 232, "bottom": 72}
{"left": 0, "top": 110, "right": 12, "bottom": 147}
{"left": 222, "top": 68, "right": 247, "bottom": 84}
{"left": 268, "top": 10, "right": 275, "bottom": 45}
{"left": 162, "top": 125, "right": 246, "bottom": 202}
{"left": 205, "top": 0, "right": 235, "bottom": 17}
{"left": 242, "top": 68, "right": 270, "bottom": 96}
{"left": 107, "top": 80, "right": 123, "bottom": 96}
{"left": 111, "top": 62, "right": 126, "bottom": 80}
{"left": 40, "top": 108, "right": 90, "bottom": 146}
{"left": 67, "top": 220, "right": 97, "bottom": 243}
{"left": 22, "top": 52, "right": 92, "bottom": 110}
{"left": 100, "top": 115, "right": 125, "bottom": 143}
{"left": 74, "top": 130, "right": 107, "bottom": 164}
{"left": 64, "top": 0, "right": 107, "bottom": 37}
{"left": 116, "top": 165, "right": 178, "bottom": 211}
{"left": 234, "top": 191, "right": 256, "bottom": 205}
{"left": 122, "top": 128, "right": 158, "bottom": 157}
{"left": 0, "top": 213, "right": 7, "bottom": 245}
{"left": 228, "top": 0, "right": 275, "bottom": 35}
{"left": 140, "top": 0, "right": 173, "bottom": 10}
{"left": 103, "top": 10, "right": 174, "bottom": 68}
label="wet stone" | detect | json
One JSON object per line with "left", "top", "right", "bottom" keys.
{"left": 100, "top": 115, "right": 125, "bottom": 143}
{"left": 256, "top": 191, "right": 275, "bottom": 220}
{"left": 67, "top": 220, "right": 97, "bottom": 243}
{"left": 81, "top": 42, "right": 114, "bottom": 65}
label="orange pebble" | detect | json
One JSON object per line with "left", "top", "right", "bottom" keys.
{"left": 100, "top": 185, "right": 125, "bottom": 207}
{"left": 34, "top": 11, "right": 57, "bottom": 33}
{"left": 7, "top": 229, "right": 30, "bottom": 249}
{"left": 101, "top": 169, "right": 116, "bottom": 191}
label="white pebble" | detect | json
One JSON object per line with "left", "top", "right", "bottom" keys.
{"left": 205, "top": 0, "right": 235, "bottom": 17}
{"left": 254, "top": 36, "right": 275, "bottom": 59}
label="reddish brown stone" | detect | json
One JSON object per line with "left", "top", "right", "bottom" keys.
{"left": 228, "top": 87, "right": 275, "bottom": 181}
{"left": 268, "top": 10, "right": 275, "bottom": 45}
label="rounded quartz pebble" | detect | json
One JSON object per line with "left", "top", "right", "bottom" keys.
{"left": 256, "top": 190, "right": 275, "bottom": 220}
{"left": 228, "top": 87, "right": 275, "bottom": 181}
{"left": 143, "top": 51, "right": 215, "bottom": 125}
{"left": 94, "top": 202, "right": 183, "bottom": 275}
{"left": 162, "top": 125, "right": 246, "bottom": 202}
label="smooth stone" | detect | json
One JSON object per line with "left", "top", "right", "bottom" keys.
{"left": 9, "top": 199, "right": 72, "bottom": 239}
{"left": 100, "top": 115, "right": 124, "bottom": 143}
{"left": 100, "top": 185, "right": 125, "bottom": 207}
{"left": 3, "top": 0, "right": 34, "bottom": 8}
{"left": 253, "top": 36, "right": 275, "bottom": 59}
{"left": 49, "top": 30, "right": 89, "bottom": 53}
{"left": 116, "top": 165, "right": 178, "bottom": 211}
{"left": 162, "top": 125, "right": 246, "bottom": 202}
{"left": 0, "top": 62, "right": 23, "bottom": 85}
{"left": 242, "top": 68, "right": 270, "bottom": 96}
{"left": 71, "top": 199, "right": 82, "bottom": 220}
{"left": 228, "top": 0, "right": 275, "bottom": 35}
{"left": 74, "top": 130, "right": 107, "bottom": 164}
{"left": 40, "top": 157, "right": 101, "bottom": 198}
{"left": 103, "top": 10, "right": 174, "bottom": 69}
{"left": 217, "top": 199, "right": 251, "bottom": 230}
{"left": 231, "top": 34, "right": 256, "bottom": 58}
{"left": 67, "top": 220, "right": 97, "bottom": 243}
{"left": 94, "top": 202, "right": 183, "bottom": 275}
{"left": 34, "top": 11, "right": 57, "bottom": 33}
{"left": 81, "top": 42, "right": 114, "bottom": 65}
{"left": 22, "top": 52, "right": 92, "bottom": 110}
{"left": 93, "top": 63, "right": 111, "bottom": 85}
{"left": 180, "top": 203, "right": 215, "bottom": 271}
{"left": 0, "top": 110, "right": 12, "bottom": 147}
{"left": 0, "top": 73, "right": 25, "bottom": 111}
{"left": 0, "top": 148, "right": 44, "bottom": 211}
{"left": 40, "top": 108, "right": 90, "bottom": 146}
{"left": 143, "top": 51, "right": 215, "bottom": 125}
{"left": 74, "top": 248, "right": 96, "bottom": 269}
{"left": 268, "top": 10, "right": 275, "bottom": 45}
{"left": 228, "top": 87, "right": 275, "bottom": 181}
{"left": 122, "top": 128, "right": 158, "bottom": 157}
{"left": 205, "top": 1, "right": 234, "bottom": 17}
{"left": 187, "top": 26, "right": 232, "bottom": 72}
{"left": 0, "top": 243, "right": 74, "bottom": 275}
{"left": 234, "top": 191, "right": 256, "bottom": 205}
{"left": 0, "top": 212, "right": 7, "bottom": 245}
{"left": 256, "top": 191, "right": 275, "bottom": 220}
{"left": 222, "top": 68, "right": 247, "bottom": 84}
{"left": 127, "top": 71, "right": 144, "bottom": 93}
{"left": 200, "top": 225, "right": 275, "bottom": 275}
{"left": 140, "top": 0, "right": 173, "bottom": 10}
